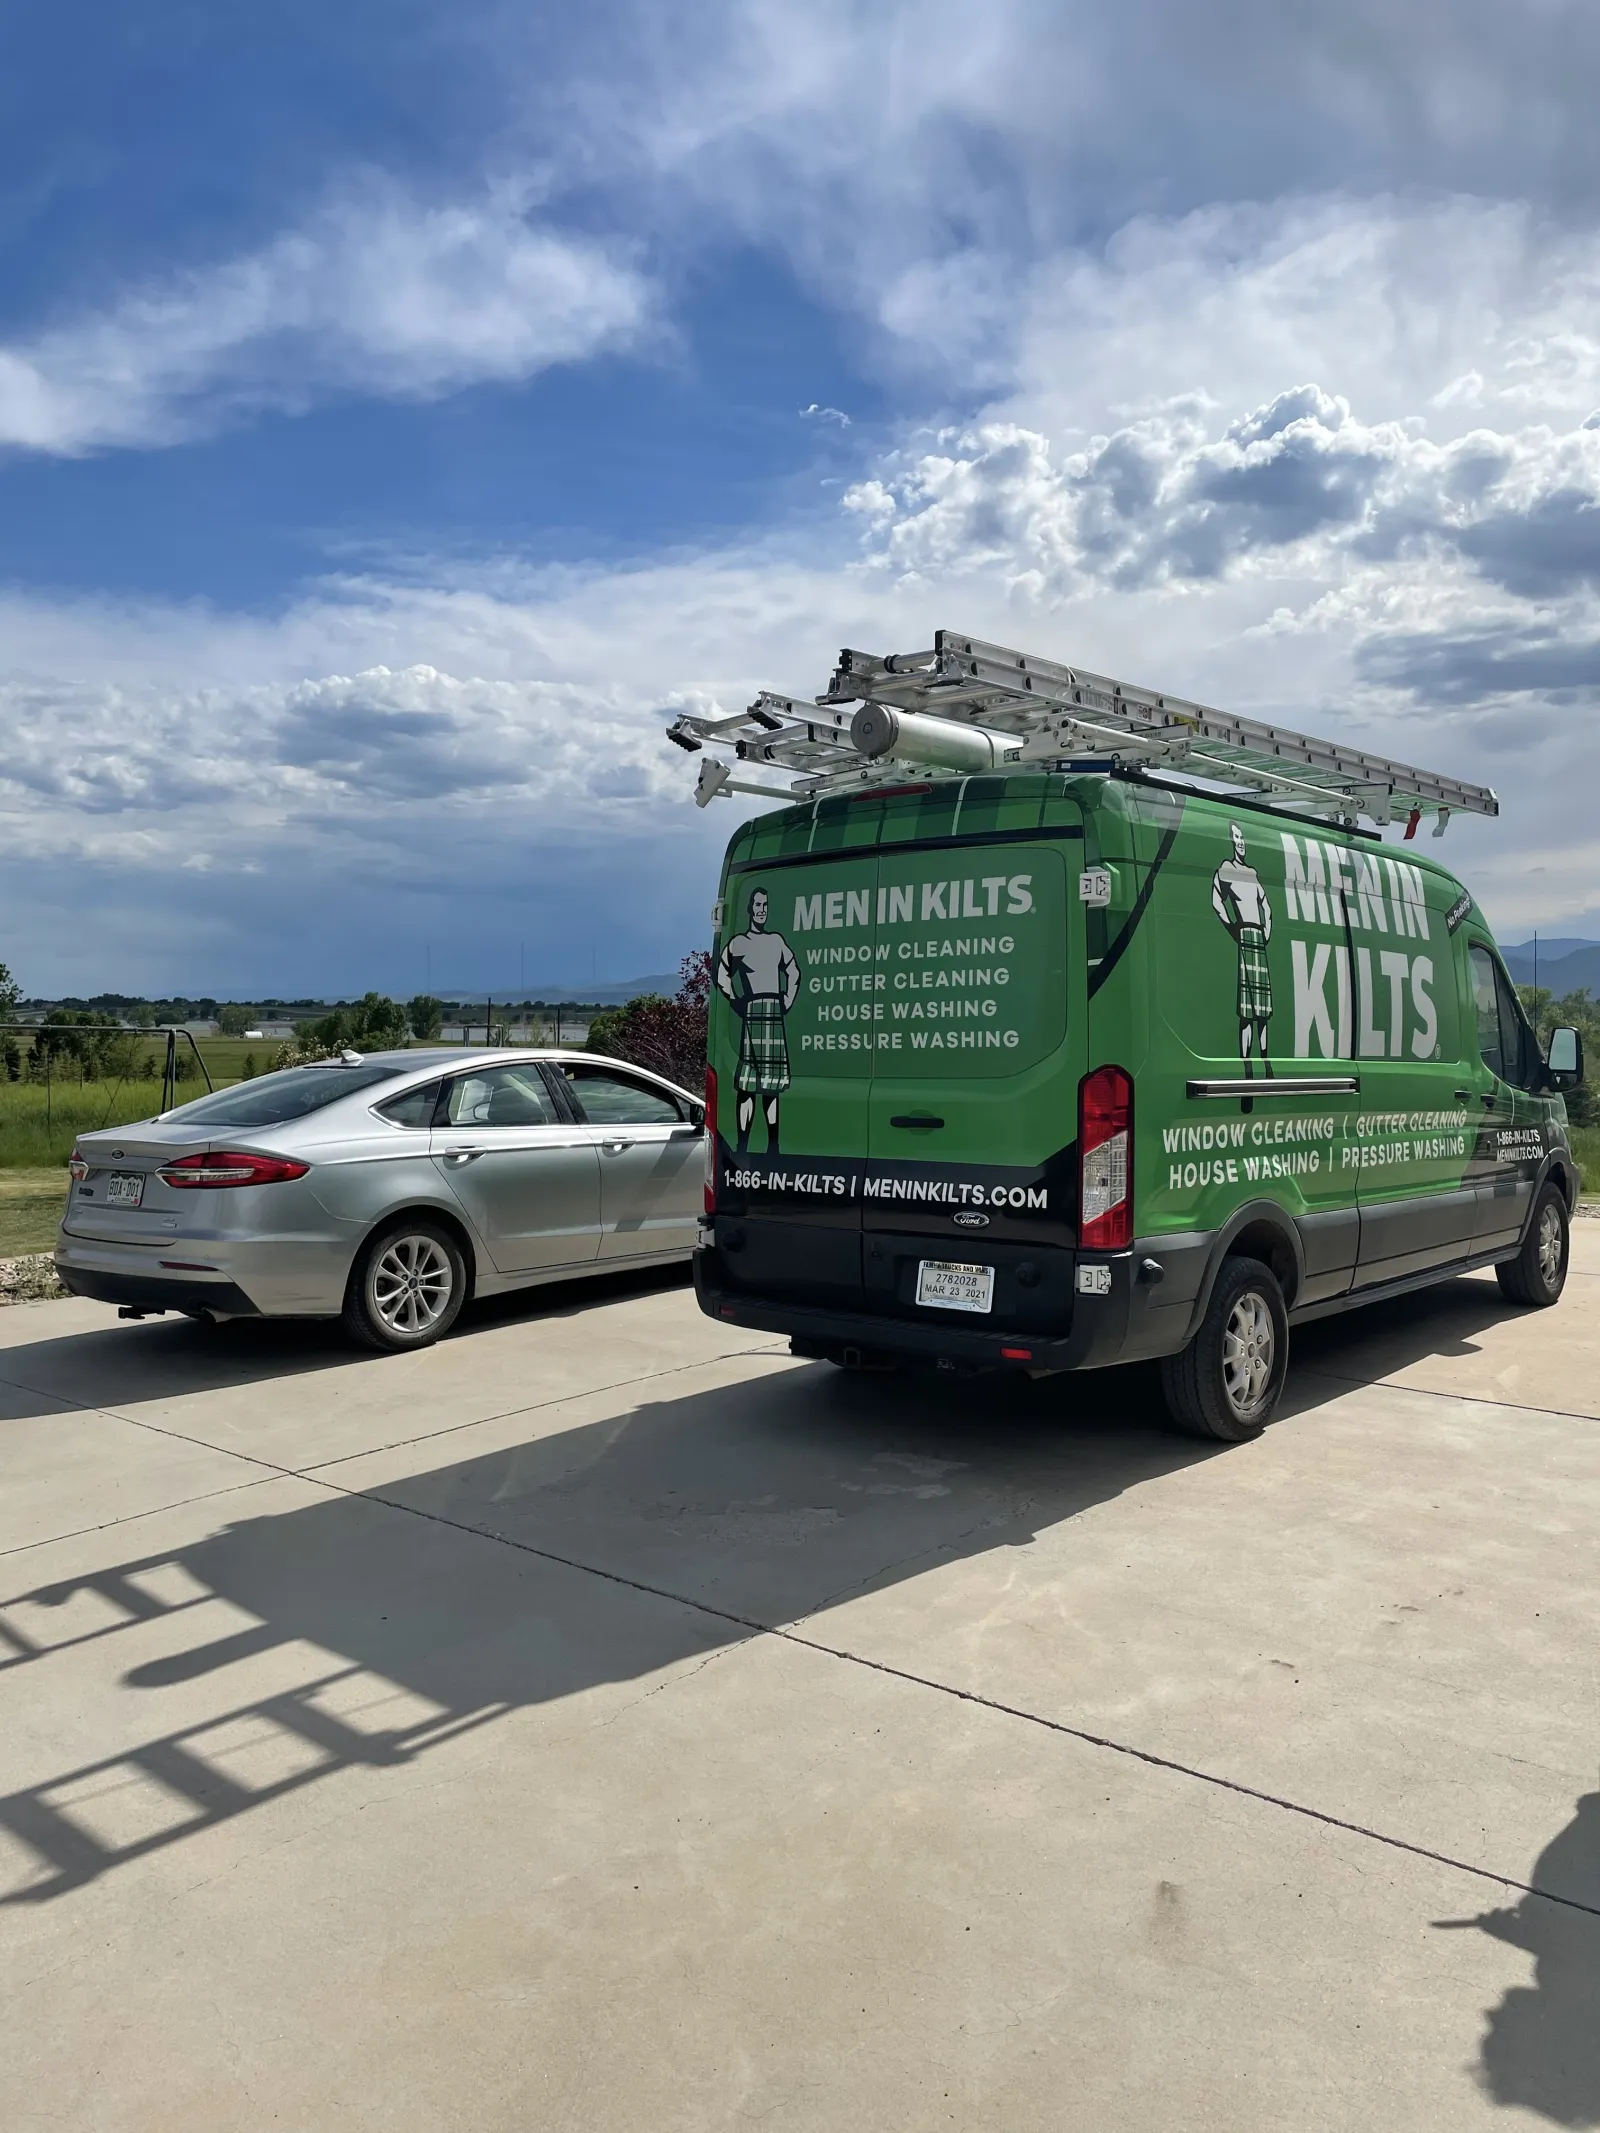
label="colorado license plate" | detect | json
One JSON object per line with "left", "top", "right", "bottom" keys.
{"left": 105, "top": 1173, "right": 145, "bottom": 1208}
{"left": 915, "top": 1259, "right": 994, "bottom": 1314}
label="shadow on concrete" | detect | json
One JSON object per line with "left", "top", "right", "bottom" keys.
{"left": 1436, "top": 1792, "right": 1600, "bottom": 2127}
{"left": 0, "top": 1258, "right": 694, "bottom": 1410}
{"left": 0, "top": 1266, "right": 1538, "bottom": 1905}
{"left": 0, "top": 1356, "right": 1201, "bottom": 1903}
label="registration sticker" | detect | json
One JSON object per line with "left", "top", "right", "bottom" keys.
{"left": 105, "top": 1174, "right": 145, "bottom": 1208}
{"left": 915, "top": 1260, "right": 995, "bottom": 1314}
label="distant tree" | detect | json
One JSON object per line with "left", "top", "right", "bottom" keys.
{"left": 1521, "top": 982, "right": 1600, "bottom": 1127}
{"left": 0, "top": 960, "right": 19, "bottom": 1025}
{"left": 585, "top": 952, "right": 710, "bottom": 1092}
{"left": 275, "top": 992, "right": 410, "bottom": 1065}
{"left": 127, "top": 1001, "right": 159, "bottom": 1029}
{"left": 408, "top": 994, "right": 445, "bottom": 1041}
{"left": 217, "top": 1003, "right": 254, "bottom": 1037}
{"left": 242, "top": 1052, "right": 259, "bottom": 1080}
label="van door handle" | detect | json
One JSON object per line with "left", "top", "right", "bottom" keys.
{"left": 1453, "top": 1089, "right": 1471, "bottom": 1103}
{"left": 891, "top": 1114, "right": 945, "bottom": 1129}
{"left": 1480, "top": 1093, "right": 1497, "bottom": 1110}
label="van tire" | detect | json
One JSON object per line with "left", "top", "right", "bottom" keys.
{"left": 1160, "top": 1255, "right": 1288, "bottom": 1442}
{"left": 343, "top": 1219, "right": 467, "bottom": 1353}
{"left": 1496, "top": 1184, "right": 1569, "bottom": 1308}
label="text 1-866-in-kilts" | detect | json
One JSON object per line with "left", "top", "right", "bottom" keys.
{"left": 1234, "top": 925, "right": 1273, "bottom": 1022}
{"left": 735, "top": 994, "right": 792, "bottom": 1094}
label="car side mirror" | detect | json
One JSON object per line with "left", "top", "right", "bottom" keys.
{"left": 687, "top": 1100, "right": 707, "bottom": 1131}
{"left": 1546, "top": 1025, "right": 1583, "bottom": 1089}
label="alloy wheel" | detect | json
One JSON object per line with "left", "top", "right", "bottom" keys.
{"left": 1538, "top": 1202, "right": 1564, "bottom": 1290}
{"left": 371, "top": 1233, "right": 454, "bottom": 1337}
{"left": 1222, "top": 1290, "right": 1275, "bottom": 1418}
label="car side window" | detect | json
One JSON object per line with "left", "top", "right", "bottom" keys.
{"left": 375, "top": 1080, "right": 441, "bottom": 1128}
{"left": 558, "top": 1063, "right": 684, "bottom": 1126}
{"left": 443, "top": 1065, "right": 562, "bottom": 1128}
{"left": 1469, "top": 945, "right": 1505, "bottom": 1081}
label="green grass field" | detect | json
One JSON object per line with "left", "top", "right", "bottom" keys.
{"left": 0, "top": 1169, "right": 70, "bottom": 1257}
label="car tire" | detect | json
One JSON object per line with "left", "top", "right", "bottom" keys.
{"left": 343, "top": 1219, "right": 467, "bottom": 1353}
{"left": 1496, "top": 1183, "right": 1569, "bottom": 1309}
{"left": 1160, "top": 1254, "right": 1289, "bottom": 1442}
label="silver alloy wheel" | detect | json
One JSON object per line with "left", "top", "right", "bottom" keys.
{"left": 1222, "top": 1290, "right": 1275, "bottom": 1417}
{"left": 370, "top": 1232, "right": 454, "bottom": 1337}
{"left": 1538, "top": 1202, "right": 1564, "bottom": 1289}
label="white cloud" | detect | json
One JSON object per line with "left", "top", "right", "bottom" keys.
{"left": 0, "top": 179, "right": 653, "bottom": 455}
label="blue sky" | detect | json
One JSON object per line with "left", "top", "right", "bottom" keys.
{"left": 3, "top": 1, "right": 1599, "bottom": 998}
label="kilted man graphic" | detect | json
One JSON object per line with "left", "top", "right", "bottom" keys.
{"left": 714, "top": 885, "right": 800, "bottom": 1154}
{"left": 1211, "top": 823, "right": 1274, "bottom": 1076}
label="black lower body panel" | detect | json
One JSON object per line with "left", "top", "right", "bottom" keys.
{"left": 56, "top": 1267, "right": 261, "bottom": 1316}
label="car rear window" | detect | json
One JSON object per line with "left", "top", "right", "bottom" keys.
{"left": 162, "top": 1063, "right": 408, "bottom": 1128}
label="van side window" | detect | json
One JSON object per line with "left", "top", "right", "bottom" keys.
{"left": 1492, "top": 962, "right": 1535, "bottom": 1091}
{"left": 1469, "top": 945, "right": 1505, "bottom": 1081}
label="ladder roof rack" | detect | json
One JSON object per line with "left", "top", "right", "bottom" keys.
{"left": 665, "top": 628, "right": 1497, "bottom": 835}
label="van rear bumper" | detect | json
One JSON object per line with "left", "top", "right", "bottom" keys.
{"left": 694, "top": 1249, "right": 1135, "bottom": 1372}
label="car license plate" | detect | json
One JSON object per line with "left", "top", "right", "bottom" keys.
{"left": 105, "top": 1173, "right": 145, "bottom": 1208}
{"left": 916, "top": 1259, "right": 994, "bottom": 1314}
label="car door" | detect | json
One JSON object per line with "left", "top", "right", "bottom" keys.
{"left": 551, "top": 1062, "right": 702, "bottom": 1262}
{"left": 430, "top": 1062, "right": 601, "bottom": 1274}
{"left": 1467, "top": 943, "right": 1540, "bottom": 1247}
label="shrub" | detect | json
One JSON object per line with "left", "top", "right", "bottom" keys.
{"left": 586, "top": 952, "right": 710, "bottom": 1092}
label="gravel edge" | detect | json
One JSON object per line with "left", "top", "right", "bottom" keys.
{"left": 0, "top": 1254, "right": 69, "bottom": 1305}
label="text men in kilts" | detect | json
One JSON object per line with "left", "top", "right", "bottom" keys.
{"left": 714, "top": 886, "right": 801, "bottom": 1153}
{"left": 1211, "top": 823, "right": 1275, "bottom": 1075}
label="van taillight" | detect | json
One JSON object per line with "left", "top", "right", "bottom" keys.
{"left": 704, "top": 1066, "right": 718, "bottom": 1215}
{"left": 1079, "top": 1065, "right": 1133, "bottom": 1251}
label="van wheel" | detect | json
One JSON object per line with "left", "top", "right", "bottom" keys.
{"left": 1496, "top": 1185, "right": 1569, "bottom": 1308}
{"left": 344, "top": 1220, "right": 467, "bottom": 1352}
{"left": 1160, "top": 1256, "right": 1288, "bottom": 1442}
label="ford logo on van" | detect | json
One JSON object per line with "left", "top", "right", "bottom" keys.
{"left": 952, "top": 1211, "right": 990, "bottom": 1229}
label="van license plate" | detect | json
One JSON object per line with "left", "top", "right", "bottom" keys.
{"left": 105, "top": 1174, "right": 144, "bottom": 1208}
{"left": 916, "top": 1260, "right": 994, "bottom": 1314}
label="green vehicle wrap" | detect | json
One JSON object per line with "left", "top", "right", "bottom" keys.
{"left": 696, "top": 771, "right": 1580, "bottom": 1374}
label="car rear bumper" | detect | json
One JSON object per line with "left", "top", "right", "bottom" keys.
{"left": 53, "top": 1230, "right": 349, "bottom": 1318}
{"left": 55, "top": 1264, "right": 261, "bottom": 1316}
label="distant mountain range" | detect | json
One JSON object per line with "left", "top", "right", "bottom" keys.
{"left": 1501, "top": 940, "right": 1600, "bottom": 994}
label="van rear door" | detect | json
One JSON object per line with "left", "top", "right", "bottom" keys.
{"left": 709, "top": 849, "right": 878, "bottom": 1307}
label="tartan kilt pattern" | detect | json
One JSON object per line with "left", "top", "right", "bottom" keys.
{"left": 735, "top": 994, "right": 792, "bottom": 1094}
{"left": 1235, "top": 926, "right": 1273, "bottom": 1022}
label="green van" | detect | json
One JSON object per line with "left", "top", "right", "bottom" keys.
{"left": 677, "top": 643, "right": 1585, "bottom": 1440}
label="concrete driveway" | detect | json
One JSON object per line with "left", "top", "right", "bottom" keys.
{"left": 2, "top": 1233, "right": 1598, "bottom": 2131}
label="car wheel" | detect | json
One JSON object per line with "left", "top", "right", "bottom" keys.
{"left": 344, "top": 1220, "right": 467, "bottom": 1353}
{"left": 1496, "top": 1184, "right": 1569, "bottom": 1308}
{"left": 1159, "top": 1254, "right": 1289, "bottom": 1442}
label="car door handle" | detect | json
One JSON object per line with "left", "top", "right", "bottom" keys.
{"left": 601, "top": 1138, "right": 635, "bottom": 1153}
{"left": 442, "top": 1147, "right": 482, "bottom": 1164}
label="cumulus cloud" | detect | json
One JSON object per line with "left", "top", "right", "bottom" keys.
{"left": 0, "top": 180, "right": 653, "bottom": 455}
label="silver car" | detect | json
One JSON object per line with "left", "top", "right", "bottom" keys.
{"left": 56, "top": 1049, "right": 707, "bottom": 1350}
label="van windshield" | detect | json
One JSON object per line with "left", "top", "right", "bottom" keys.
{"left": 160, "top": 1063, "right": 407, "bottom": 1128}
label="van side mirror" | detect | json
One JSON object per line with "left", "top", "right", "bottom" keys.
{"left": 1546, "top": 1025, "right": 1583, "bottom": 1089}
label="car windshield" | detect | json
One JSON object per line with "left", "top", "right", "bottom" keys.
{"left": 159, "top": 1063, "right": 408, "bottom": 1128}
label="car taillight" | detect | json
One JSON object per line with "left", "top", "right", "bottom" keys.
{"left": 158, "top": 1152, "right": 311, "bottom": 1190}
{"left": 704, "top": 1066, "right": 718, "bottom": 1215}
{"left": 68, "top": 1153, "right": 88, "bottom": 1182}
{"left": 1079, "top": 1065, "right": 1133, "bottom": 1251}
